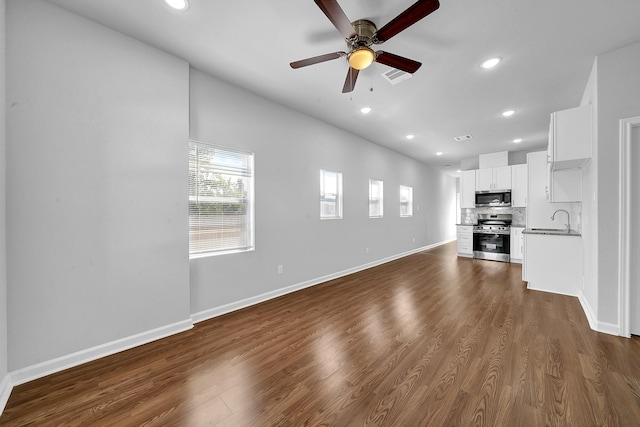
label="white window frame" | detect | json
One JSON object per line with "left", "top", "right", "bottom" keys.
{"left": 369, "top": 178, "right": 384, "bottom": 218}
{"left": 400, "top": 185, "right": 413, "bottom": 217}
{"left": 320, "top": 169, "right": 343, "bottom": 220}
{"left": 189, "top": 141, "right": 254, "bottom": 258}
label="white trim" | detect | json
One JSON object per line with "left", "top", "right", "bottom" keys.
{"left": 0, "top": 374, "right": 12, "bottom": 415}
{"left": 9, "top": 319, "right": 193, "bottom": 387}
{"left": 596, "top": 321, "right": 621, "bottom": 336}
{"left": 578, "top": 290, "right": 597, "bottom": 331}
{"left": 618, "top": 116, "right": 640, "bottom": 338}
{"left": 192, "top": 239, "right": 454, "bottom": 324}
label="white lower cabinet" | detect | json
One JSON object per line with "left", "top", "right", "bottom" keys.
{"left": 457, "top": 225, "right": 473, "bottom": 257}
{"left": 510, "top": 227, "right": 524, "bottom": 263}
{"left": 523, "top": 233, "right": 582, "bottom": 296}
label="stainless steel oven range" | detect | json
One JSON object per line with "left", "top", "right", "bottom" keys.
{"left": 473, "top": 213, "right": 511, "bottom": 262}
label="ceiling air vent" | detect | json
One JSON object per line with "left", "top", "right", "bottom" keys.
{"left": 381, "top": 68, "right": 413, "bottom": 85}
{"left": 453, "top": 134, "right": 473, "bottom": 142}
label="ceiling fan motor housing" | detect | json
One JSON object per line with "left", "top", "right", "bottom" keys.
{"left": 349, "top": 19, "right": 377, "bottom": 47}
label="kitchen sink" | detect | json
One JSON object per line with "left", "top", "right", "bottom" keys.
{"left": 530, "top": 228, "right": 567, "bottom": 232}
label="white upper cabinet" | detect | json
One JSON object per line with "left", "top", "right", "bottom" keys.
{"left": 494, "top": 166, "right": 512, "bottom": 190}
{"left": 546, "top": 164, "right": 582, "bottom": 202}
{"left": 548, "top": 104, "right": 592, "bottom": 169}
{"left": 476, "top": 166, "right": 512, "bottom": 191}
{"left": 460, "top": 170, "right": 476, "bottom": 208}
{"left": 476, "top": 168, "right": 493, "bottom": 191}
{"left": 511, "top": 164, "right": 528, "bottom": 207}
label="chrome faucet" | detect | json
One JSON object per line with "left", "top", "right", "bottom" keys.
{"left": 551, "top": 209, "right": 571, "bottom": 232}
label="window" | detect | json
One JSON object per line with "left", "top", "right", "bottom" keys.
{"left": 369, "top": 179, "right": 384, "bottom": 218}
{"left": 189, "top": 141, "right": 254, "bottom": 257}
{"left": 320, "top": 169, "right": 343, "bottom": 219}
{"left": 400, "top": 185, "right": 413, "bottom": 217}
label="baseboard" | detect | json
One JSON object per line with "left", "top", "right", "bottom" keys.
{"left": 10, "top": 319, "right": 193, "bottom": 387}
{"left": 578, "top": 291, "right": 598, "bottom": 331}
{"left": 192, "top": 239, "right": 452, "bottom": 324}
{"left": 596, "top": 321, "right": 620, "bottom": 336}
{"left": 577, "top": 291, "right": 620, "bottom": 336}
{"left": 0, "top": 374, "right": 12, "bottom": 415}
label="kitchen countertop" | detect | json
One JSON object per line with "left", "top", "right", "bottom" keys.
{"left": 523, "top": 228, "right": 581, "bottom": 236}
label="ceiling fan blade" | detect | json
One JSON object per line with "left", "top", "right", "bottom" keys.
{"left": 290, "top": 52, "right": 345, "bottom": 69}
{"left": 314, "top": 0, "right": 356, "bottom": 39}
{"left": 375, "top": 51, "right": 422, "bottom": 74}
{"left": 342, "top": 67, "right": 359, "bottom": 93}
{"left": 375, "top": 0, "right": 440, "bottom": 43}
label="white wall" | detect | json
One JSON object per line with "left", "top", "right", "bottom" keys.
{"left": 189, "top": 68, "right": 457, "bottom": 316}
{"left": 6, "top": 0, "right": 191, "bottom": 371}
{"left": 579, "top": 59, "right": 598, "bottom": 320}
{"left": 0, "top": 0, "right": 9, "bottom": 402}
{"left": 595, "top": 40, "right": 640, "bottom": 326}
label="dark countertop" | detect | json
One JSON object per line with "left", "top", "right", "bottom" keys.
{"left": 523, "top": 228, "right": 581, "bottom": 236}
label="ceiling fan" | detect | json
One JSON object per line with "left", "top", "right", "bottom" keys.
{"left": 290, "top": 0, "right": 440, "bottom": 93}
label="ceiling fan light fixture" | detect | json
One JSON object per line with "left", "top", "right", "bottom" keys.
{"left": 163, "top": 0, "right": 189, "bottom": 11}
{"left": 348, "top": 47, "right": 375, "bottom": 70}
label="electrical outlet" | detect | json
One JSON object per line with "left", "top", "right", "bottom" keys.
{"left": 412, "top": 237, "right": 416, "bottom": 243}
{"left": 277, "top": 265, "right": 283, "bottom": 275}
{"left": 365, "top": 247, "right": 369, "bottom": 254}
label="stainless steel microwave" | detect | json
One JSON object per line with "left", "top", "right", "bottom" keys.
{"left": 475, "top": 190, "right": 511, "bottom": 207}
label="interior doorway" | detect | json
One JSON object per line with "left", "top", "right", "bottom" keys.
{"left": 619, "top": 116, "right": 640, "bottom": 337}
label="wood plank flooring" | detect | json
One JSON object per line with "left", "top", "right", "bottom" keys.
{"left": 3, "top": 242, "right": 640, "bottom": 426}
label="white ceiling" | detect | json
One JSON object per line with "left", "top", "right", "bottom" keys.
{"left": 43, "top": 0, "right": 640, "bottom": 176}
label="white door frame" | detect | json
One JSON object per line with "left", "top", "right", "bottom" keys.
{"left": 618, "top": 115, "right": 640, "bottom": 338}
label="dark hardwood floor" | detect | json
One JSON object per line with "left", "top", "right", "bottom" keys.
{"left": 3, "top": 242, "right": 640, "bottom": 426}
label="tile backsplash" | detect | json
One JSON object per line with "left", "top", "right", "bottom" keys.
{"left": 460, "top": 207, "right": 526, "bottom": 226}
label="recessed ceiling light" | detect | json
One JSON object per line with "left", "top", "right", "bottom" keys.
{"left": 360, "top": 107, "right": 372, "bottom": 114}
{"left": 163, "top": 0, "right": 189, "bottom": 11}
{"left": 513, "top": 138, "right": 523, "bottom": 143}
{"left": 406, "top": 134, "right": 415, "bottom": 140}
{"left": 481, "top": 57, "right": 502, "bottom": 69}
{"left": 502, "top": 110, "right": 515, "bottom": 117}
{"left": 457, "top": 169, "right": 462, "bottom": 173}
{"left": 436, "top": 152, "right": 443, "bottom": 156}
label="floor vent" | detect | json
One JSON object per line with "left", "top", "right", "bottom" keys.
{"left": 381, "top": 68, "right": 413, "bottom": 85}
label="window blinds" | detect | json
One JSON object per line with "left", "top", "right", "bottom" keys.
{"left": 189, "top": 141, "right": 254, "bottom": 255}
